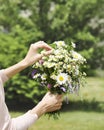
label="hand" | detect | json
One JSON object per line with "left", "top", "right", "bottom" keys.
{"left": 41, "top": 92, "right": 63, "bottom": 113}
{"left": 23, "top": 41, "right": 52, "bottom": 66}
{"left": 30, "top": 92, "right": 63, "bottom": 118}
{"left": 4, "top": 41, "right": 52, "bottom": 78}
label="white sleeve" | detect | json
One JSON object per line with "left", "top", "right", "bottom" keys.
{"left": 0, "top": 69, "right": 9, "bottom": 83}
{"left": 12, "top": 111, "right": 38, "bottom": 130}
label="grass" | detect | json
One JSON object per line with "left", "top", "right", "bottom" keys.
{"left": 10, "top": 77, "right": 104, "bottom": 130}
{"left": 29, "top": 112, "right": 104, "bottom": 130}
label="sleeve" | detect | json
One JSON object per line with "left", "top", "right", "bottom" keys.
{"left": 0, "top": 69, "right": 9, "bottom": 83}
{"left": 11, "top": 111, "right": 38, "bottom": 130}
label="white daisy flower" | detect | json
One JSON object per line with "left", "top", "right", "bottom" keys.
{"left": 56, "top": 73, "right": 68, "bottom": 85}
{"left": 54, "top": 49, "right": 61, "bottom": 55}
{"left": 55, "top": 41, "right": 66, "bottom": 47}
{"left": 71, "top": 51, "right": 83, "bottom": 60}
{"left": 50, "top": 74, "right": 56, "bottom": 80}
{"left": 71, "top": 42, "right": 76, "bottom": 48}
{"left": 41, "top": 73, "right": 47, "bottom": 80}
{"left": 44, "top": 61, "right": 56, "bottom": 68}
{"left": 49, "top": 63, "right": 56, "bottom": 68}
{"left": 67, "top": 64, "right": 71, "bottom": 72}
{"left": 33, "top": 74, "right": 40, "bottom": 79}
{"left": 49, "top": 55, "right": 58, "bottom": 62}
{"left": 75, "top": 69, "right": 79, "bottom": 75}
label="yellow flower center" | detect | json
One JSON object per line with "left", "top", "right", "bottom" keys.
{"left": 67, "top": 65, "right": 71, "bottom": 70}
{"left": 59, "top": 42, "right": 62, "bottom": 45}
{"left": 74, "top": 54, "right": 78, "bottom": 59}
{"left": 59, "top": 76, "right": 64, "bottom": 81}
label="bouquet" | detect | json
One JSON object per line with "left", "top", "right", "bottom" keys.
{"left": 32, "top": 41, "right": 86, "bottom": 119}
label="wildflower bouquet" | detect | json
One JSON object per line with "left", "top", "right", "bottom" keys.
{"left": 32, "top": 41, "right": 86, "bottom": 119}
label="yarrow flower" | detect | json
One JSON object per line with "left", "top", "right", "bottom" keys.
{"left": 32, "top": 41, "right": 86, "bottom": 119}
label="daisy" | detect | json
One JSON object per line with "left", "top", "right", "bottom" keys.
{"left": 41, "top": 73, "right": 47, "bottom": 80}
{"left": 56, "top": 73, "right": 68, "bottom": 85}
{"left": 55, "top": 41, "right": 66, "bottom": 47}
{"left": 71, "top": 51, "right": 82, "bottom": 60}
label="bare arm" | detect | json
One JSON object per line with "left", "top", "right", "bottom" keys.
{"left": 4, "top": 41, "right": 52, "bottom": 78}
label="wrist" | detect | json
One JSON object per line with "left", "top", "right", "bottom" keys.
{"left": 30, "top": 101, "right": 47, "bottom": 118}
{"left": 19, "top": 59, "right": 29, "bottom": 68}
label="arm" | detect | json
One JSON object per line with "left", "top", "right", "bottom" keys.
{"left": 12, "top": 92, "right": 62, "bottom": 130}
{"left": 4, "top": 41, "right": 52, "bottom": 79}
{"left": 2, "top": 41, "right": 62, "bottom": 130}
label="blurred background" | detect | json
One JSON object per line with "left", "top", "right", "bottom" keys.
{"left": 0, "top": 0, "right": 104, "bottom": 130}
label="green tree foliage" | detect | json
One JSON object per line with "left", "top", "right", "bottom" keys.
{"left": 0, "top": 0, "right": 103, "bottom": 104}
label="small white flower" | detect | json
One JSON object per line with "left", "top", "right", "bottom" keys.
{"left": 35, "top": 62, "right": 41, "bottom": 67}
{"left": 68, "top": 75, "right": 71, "bottom": 82}
{"left": 59, "top": 62, "right": 63, "bottom": 66}
{"left": 50, "top": 74, "right": 56, "bottom": 80}
{"left": 54, "top": 49, "right": 60, "bottom": 55}
{"left": 67, "top": 64, "right": 71, "bottom": 72}
{"left": 75, "top": 69, "right": 79, "bottom": 75}
{"left": 55, "top": 55, "right": 61, "bottom": 59}
{"left": 56, "top": 73, "right": 68, "bottom": 85}
{"left": 33, "top": 74, "right": 40, "bottom": 79}
{"left": 63, "top": 64, "right": 67, "bottom": 69}
{"left": 71, "top": 51, "right": 83, "bottom": 60}
{"left": 83, "top": 72, "right": 87, "bottom": 76}
{"left": 71, "top": 42, "right": 76, "bottom": 48}
{"left": 64, "top": 56, "right": 69, "bottom": 63}
{"left": 41, "top": 73, "right": 47, "bottom": 80}
{"left": 49, "top": 55, "right": 58, "bottom": 62}
{"left": 55, "top": 41, "right": 66, "bottom": 47}
{"left": 48, "top": 62, "right": 56, "bottom": 68}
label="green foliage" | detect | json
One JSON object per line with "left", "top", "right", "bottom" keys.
{"left": 0, "top": 0, "right": 103, "bottom": 104}
{"left": 5, "top": 73, "right": 45, "bottom": 104}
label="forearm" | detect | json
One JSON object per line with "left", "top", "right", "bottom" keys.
{"left": 12, "top": 111, "right": 38, "bottom": 130}
{"left": 4, "top": 59, "right": 29, "bottom": 79}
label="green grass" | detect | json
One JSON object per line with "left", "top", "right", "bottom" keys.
{"left": 29, "top": 112, "right": 104, "bottom": 130}
{"left": 10, "top": 77, "right": 104, "bottom": 130}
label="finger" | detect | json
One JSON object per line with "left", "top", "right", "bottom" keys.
{"left": 57, "top": 94, "right": 63, "bottom": 99}
{"left": 41, "top": 50, "right": 53, "bottom": 57}
{"left": 56, "top": 103, "right": 62, "bottom": 107}
{"left": 55, "top": 104, "right": 62, "bottom": 110}
{"left": 35, "top": 41, "right": 52, "bottom": 51}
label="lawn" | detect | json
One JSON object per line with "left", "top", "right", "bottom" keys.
{"left": 10, "top": 77, "right": 104, "bottom": 130}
